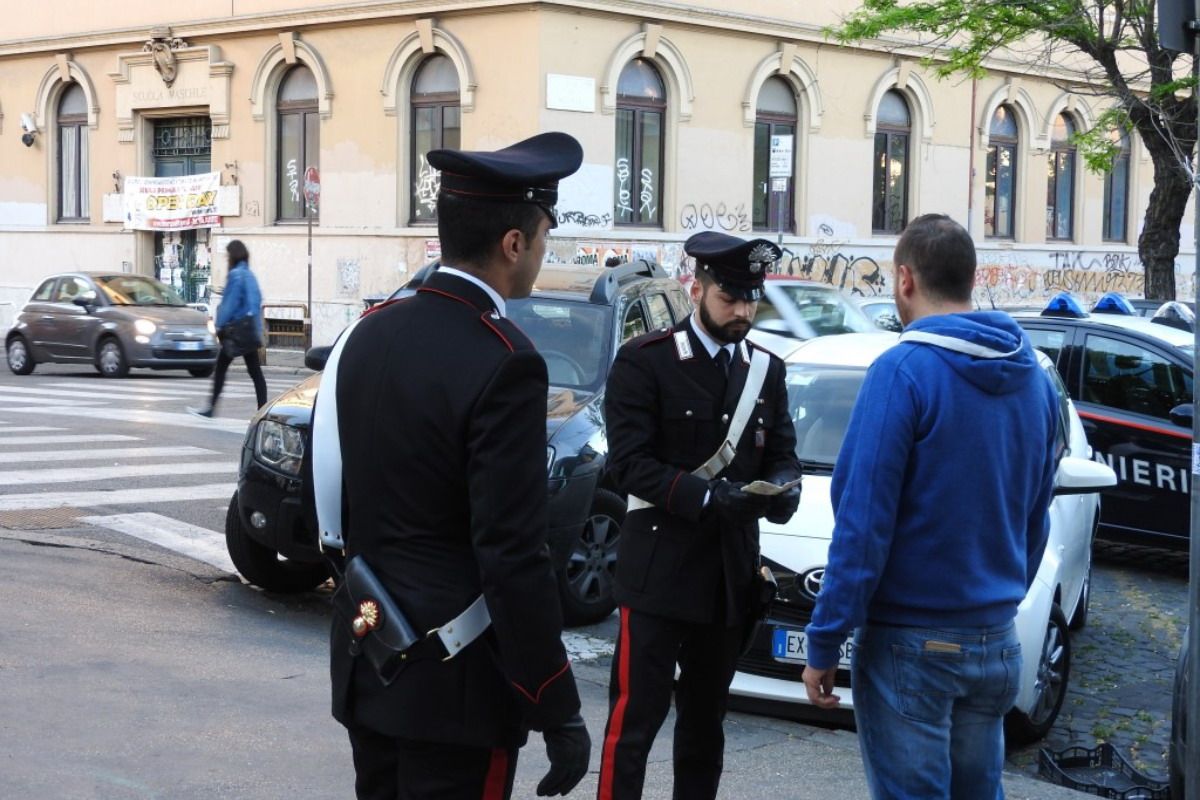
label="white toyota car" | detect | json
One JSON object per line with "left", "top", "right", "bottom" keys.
{"left": 731, "top": 332, "right": 1117, "bottom": 744}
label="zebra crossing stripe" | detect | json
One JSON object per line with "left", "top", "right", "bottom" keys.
{"left": 0, "top": 426, "right": 67, "bottom": 434}
{"left": 0, "top": 405, "right": 249, "bottom": 435}
{"left": 46, "top": 381, "right": 260, "bottom": 399}
{"left": 0, "top": 434, "right": 141, "bottom": 447}
{"left": 0, "top": 460, "right": 236, "bottom": 487}
{"left": 0, "top": 445, "right": 218, "bottom": 464}
{"left": 0, "top": 482, "right": 235, "bottom": 511}
{"left": 80, "top": 512, "right": 236, "bottom": 574}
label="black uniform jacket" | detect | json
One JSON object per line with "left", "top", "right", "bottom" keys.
{"left": 604, "top": 318, "right": 800, "bottom": 625}
{"left": 329, "top": 270, "right": 580, "bottom": 748}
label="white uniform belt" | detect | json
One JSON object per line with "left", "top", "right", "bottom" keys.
{"left": 432, "top": 594, "right": 491, "bottom": 660}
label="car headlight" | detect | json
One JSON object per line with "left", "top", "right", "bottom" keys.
{"left": 207, "top": 319, "right": 217, "bottom": 335}
{"left": 255, "top": 420, "right": 304, "bottom": 476}
{"left": 134, "top": 318, "right": 157, "bottom": 335}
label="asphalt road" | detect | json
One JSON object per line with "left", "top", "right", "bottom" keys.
{"left": 0, "top": 357, "right": 1163, "bottom": 798}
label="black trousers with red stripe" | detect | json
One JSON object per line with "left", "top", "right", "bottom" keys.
{"left": 348, "top": 726, "right": 518, "bottom": 800}
{"left": 597, "top": 607, "right": 745, "bottom": 800}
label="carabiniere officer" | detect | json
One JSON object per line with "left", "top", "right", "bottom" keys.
{"left": 595, "top": 232, "right": 802, "bottom": 800}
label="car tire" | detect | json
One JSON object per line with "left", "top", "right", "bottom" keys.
{"left": 6, "top": 336, "right": 35, "bottom": 375}
{"left": 96, "top": 337, "right": 129, "bottom": 378}
{"left": 225, "top": 491, "right": 329, "bottom": 593}
{"left": 557, "top": 488, "right": 623, "bottom": 627}
{"left": 188, "top": 366, "right": 214, "bottom": 378}
{"left": 1006, "top": 603, "right": 1071, "bottom": 746}
{"left": 1069, "top": 554, "right": 1092, "bottom": 632}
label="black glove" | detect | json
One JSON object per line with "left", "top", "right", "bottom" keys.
{"left": 708, "top": 479, "right": 771, "bottom": 523}
{"left": 766, "top": 482, "right": 801, "bottom": 525}
{"left": 538, "top": 713, "right": 591, "bottom": 796}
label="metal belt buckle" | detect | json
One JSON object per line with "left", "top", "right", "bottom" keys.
{"left": 425, "top": 625, "right": 456, "bottom": 662}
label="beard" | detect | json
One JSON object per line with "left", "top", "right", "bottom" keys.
{"left": 698, "top": 299, "right": 751, "bottom": 344}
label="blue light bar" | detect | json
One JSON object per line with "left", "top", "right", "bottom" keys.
{"left": 1092, "top": 292, "right": 1135, "bottom": 315}
{"left": 1041, "top": 292, "right": 1088, "bottom": 318}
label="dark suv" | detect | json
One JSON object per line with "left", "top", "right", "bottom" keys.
{"left": 1013, "top": 292, "right": 1194, "bottom": 550}
{"left": 225, "top": 260, "right": 692, "bottom": 624}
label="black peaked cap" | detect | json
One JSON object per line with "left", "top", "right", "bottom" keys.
{"left": 427, "top": 132, "right": 584, "bottom": 209}
{"left": 685, "top": 231, "right": 782, "bottom": 301}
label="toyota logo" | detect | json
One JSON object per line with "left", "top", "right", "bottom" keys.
{"left": 800, "top": 568, "right": 825, "bottom": 600}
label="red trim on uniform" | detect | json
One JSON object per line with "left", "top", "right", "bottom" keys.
{"left": 598, "top": 607, "right": 632, "bottom": 800}
{"left": 481, "top": 313, "right": 516, "bottom": 352}
{"left": 418, "top": 286, "right": 480, "bottom": 310}
{"left": 664, "top": 470, "right": 685, "bottom": 513}
{"left": 481, "top": 748, "right": 509, "bottom": 800}
{"left": 636, "top": 330, "right": 673, "bottom": 348}
{"left": 357, "top": 296, "right": 412, "bottom": 319}
{"left": 1077, "top": 409, "right": 1192, "bottom": 440}
{"left": 511, "top": 661, "right": 571, "bottom": 704}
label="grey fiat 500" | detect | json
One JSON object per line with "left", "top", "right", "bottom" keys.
{"left": 5, "top": 272, "right": 218, "bottom": 378}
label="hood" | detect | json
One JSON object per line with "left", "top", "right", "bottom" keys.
{"left": 902, "top": 311, "right": 1037, "bottom": 395}
{"left": 545, "top": 386, "right": 597, "bottom": 438}
{"left": 104, "top": 304, "right": 210, "bottom": 327}
{"left": 256, "top": 371, "right": 322, "bottom": 430}
{"left": 759, "top": 475, "right": 834, "bottom": 543}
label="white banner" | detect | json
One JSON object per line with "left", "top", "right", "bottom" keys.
{"left": 123, "top": 172, "right": 222, "bottom": 231}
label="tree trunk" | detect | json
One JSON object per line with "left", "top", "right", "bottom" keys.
{"left": 1138, "top": 147, "right": 1192, "bottom": 301}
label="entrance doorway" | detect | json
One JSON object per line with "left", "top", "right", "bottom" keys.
{"left": 152, "top": 117, "right": 212, "bottom": 304}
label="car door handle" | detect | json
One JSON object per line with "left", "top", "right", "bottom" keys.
{"left": 40, "top": 315, "right": 54, "bottom": 321}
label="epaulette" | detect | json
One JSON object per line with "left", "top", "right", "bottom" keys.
{"left": 635, "top": 327, "right": 674, "bottom": 348}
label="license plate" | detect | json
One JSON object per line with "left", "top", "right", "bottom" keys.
{"left": 177, "top": 341, "right": 203, "bottom": 350}
{"left": 771, "top": 628, "right": 854, "bottom": 669}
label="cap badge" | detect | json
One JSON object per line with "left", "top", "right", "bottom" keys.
{"left": 748, "top": 243, "right": 777, "bottom": 271}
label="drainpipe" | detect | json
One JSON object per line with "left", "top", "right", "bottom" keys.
{"left": 967, "top": 76, "right": 978, "bottom": 234}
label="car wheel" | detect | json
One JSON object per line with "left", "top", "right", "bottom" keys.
{"left": 96, "top": 338, "right": 129, "bottom": 378}
{"left": 1069, "top": 553, "right": 1092, "bottom": 631}
{"left": 1006, "top": 603, "right": 1071, "bottom": 745}
{"left": 557, "top": 488, "right": 623, "bottom": 626}
{"left": 188, "top": 366, "right": 214, "bottom": 378}
{"left": 224, "top": 491, "right": 329, "bottom": 593}
{"left": 6, "top": 336, "right": 35, "bottom": 375}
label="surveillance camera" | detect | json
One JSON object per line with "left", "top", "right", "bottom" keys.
{"left": 20, "top": 113, "right": 36, "bottom": 135}
{"left": 21, "top": 132, "right": 35, "bottom": 147}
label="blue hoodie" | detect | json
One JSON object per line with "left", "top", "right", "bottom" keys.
{"left": 804, "top": 311, "right": 1058, "bottom": 671}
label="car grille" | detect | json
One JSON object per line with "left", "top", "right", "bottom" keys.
{"left": 736, "top": 603, "right": 852, "bottom": 687}
{"left": 151, "top": 348, "right": 215, "bottom": 359}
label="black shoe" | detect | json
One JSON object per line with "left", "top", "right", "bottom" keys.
{"left": 186, "top": 405, "right": 214, "bottom": 418}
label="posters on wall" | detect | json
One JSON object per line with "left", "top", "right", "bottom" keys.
{"left": 123, "top": 171, "right": 221, "bottom": 230}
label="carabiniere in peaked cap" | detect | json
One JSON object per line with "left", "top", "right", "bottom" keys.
{"left": 684, "top": 231, "right": 782, "bottom": 301}
{"left": 426, "top": 131, "right": 584, "bottom": 228}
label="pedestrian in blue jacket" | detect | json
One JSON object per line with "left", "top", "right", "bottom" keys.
{"left": 189, "top": 240, "right": 267, "bottom": 417}
{"left": 802, "top": 214, "right": 1058, "bottom": 800}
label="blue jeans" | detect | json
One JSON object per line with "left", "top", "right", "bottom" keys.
{"left": 851, "top": 622, "right": 1021, "bottom": 800}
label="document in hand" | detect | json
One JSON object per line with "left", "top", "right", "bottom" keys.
{"left": 740, "top": 477, "right": 803, "bottom": 496}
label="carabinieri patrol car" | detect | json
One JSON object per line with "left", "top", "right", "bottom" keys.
{"left": 1013, "top": 292, "right": 1194, "bottom": 550}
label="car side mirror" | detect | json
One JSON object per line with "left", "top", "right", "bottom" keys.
{"left": 874, "top": 313, "right": 903, "bottom": 333}
{"left": 1053, "top": 455, "right": 1117, "bottom": 496}
{"left": 1169, "top": 403, "right": 1193, "bottom": 429}
{"left": 305, "top": 346, "right": 331, "bottom": 371}
{"left": 73, "top": 293, "right": 97, "bottom": 312}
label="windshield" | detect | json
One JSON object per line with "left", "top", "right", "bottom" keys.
{"left": 774, "top": 285, "right": 878, "bottom": 337}
{"left": 787, "top": 364, "right": 868, "bottom": 468}
{"left": 96, "top": 275, "right": 186, "bottom": 307}
{"left": 509, "top": 298, "right": 613, "bottom": 392}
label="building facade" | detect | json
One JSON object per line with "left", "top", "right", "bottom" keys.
{"left": 0, "top": 1, "right": 1191, "bottom": 343}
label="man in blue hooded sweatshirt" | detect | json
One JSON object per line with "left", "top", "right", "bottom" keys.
{"left": 801, "top": 214, "right": 1058, "bottom": 800}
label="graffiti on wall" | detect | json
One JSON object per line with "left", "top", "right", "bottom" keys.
{"left": 772, "top": 226, "right": 889, "bottom": 296}
{"left": 679, "top": 202, "right": 751, "bottom": 233}
{"left": 556, "top": 210, "right": 613, "bottom": 229}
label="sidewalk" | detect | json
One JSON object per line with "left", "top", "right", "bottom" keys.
{"left": 259, "top": 346, "right": 313, "bottom": 376}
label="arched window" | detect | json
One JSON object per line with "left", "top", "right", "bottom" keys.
{"left": 753, "top": 77, "right": 797, "bottom": 233}
{"left": 985, "top": 105, "right": 1019, "bottom": 239}
{"left": 1103, "top": 130, "right": 1131, "bottom": 242}
{"left": 1047, "top": 113, "right": 1076, "bottom": 240}
{"left": 410, "top": 54, "right": 461, "bottom": 224}
{"left": 277, "top": 66, "right": 319, "bottom": 222}
{"left": 872, "top": 90, "right": 909, "bottom": 234}
{"left": 57, "top": 84, "right": 89, "bottom": 221}
{"left": 614, "top": 59, "right": 665, "bottom": 227}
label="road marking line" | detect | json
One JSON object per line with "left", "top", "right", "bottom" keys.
{"left": 0, "top": 460, "right": 236, "bottom": 487}
{"left": 0, "top": 386, "right": 187, "bottom": 402}
{"left": 81, "top": 512, "right": 235, "bottom": 574}
{"left": 46, "top": 381, "right": 257, "bottom": 399}
{"left": 0, "top": 405, "right": 249, "bottom": 435}
{"left": 0, "top": 426, "right": 66, "bottom": 434}
{"left": 0, "top": 445, "right": 219, "bottom": 464}
{"left": 0, "top": 434, "right": 141, "bottom": 446}
{"left": 0, "top": 482, "right": 235, "bottom": 511}
{"left": 562, "top": 631, "right": 616, "bottom": 661}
